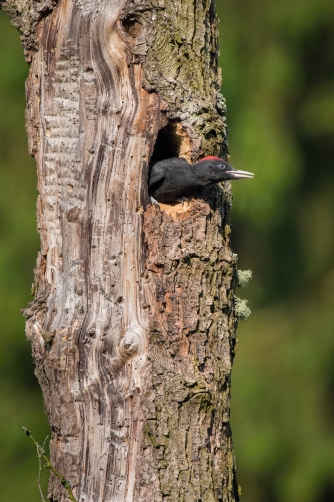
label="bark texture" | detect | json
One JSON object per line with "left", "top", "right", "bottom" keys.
{"left": 2, "top": 0, "right": 240, "bottom": 500}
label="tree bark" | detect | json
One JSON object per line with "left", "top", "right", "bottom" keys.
{"left": 2, "top": 0, "right": 239, "bottom": 500}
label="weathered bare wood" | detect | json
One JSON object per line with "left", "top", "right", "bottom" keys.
{"left": 2, "top": 0, "right": 239, "bottom": 500}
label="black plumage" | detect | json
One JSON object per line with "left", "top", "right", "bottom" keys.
{"left": 148, "top": 156, "right": 254, "bottom": 203}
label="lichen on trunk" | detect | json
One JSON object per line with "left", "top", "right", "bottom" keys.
{"left": 1, "top": 0, "right": 240, "bottom": 500}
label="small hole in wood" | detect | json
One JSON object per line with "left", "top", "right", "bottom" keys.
{"left": 121, "top": 16, "right": 144, "bottom": 38}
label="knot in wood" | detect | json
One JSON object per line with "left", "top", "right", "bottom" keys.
{"left": 118, "top": 329, "right": 141, "bottom": 360}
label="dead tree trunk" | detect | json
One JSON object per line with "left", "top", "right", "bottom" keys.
{"left": 2, "top": 0, "right": 240, "bottom": 500}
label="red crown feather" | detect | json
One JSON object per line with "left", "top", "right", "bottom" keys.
{"left": 198, "top": 156, "right": 223, "bottom": 162}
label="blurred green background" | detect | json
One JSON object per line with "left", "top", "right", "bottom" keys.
{"left": 0, "top": 1, "right": 334, "bottom": 500}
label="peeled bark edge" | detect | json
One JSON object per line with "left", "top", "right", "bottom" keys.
{"left": 0, "top": 0, "right": 57, "bottom": 61}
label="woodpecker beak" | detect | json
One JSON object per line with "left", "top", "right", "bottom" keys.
{"left": 226, "top": 168, "right": 254, "bottom": 179}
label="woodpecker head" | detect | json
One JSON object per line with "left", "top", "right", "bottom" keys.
{"left": 195, "top": 156, "right": 254, "bottom": 183}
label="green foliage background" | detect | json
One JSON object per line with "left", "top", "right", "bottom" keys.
{"left": 0, "top": 1, "right": 334, "bottom": 500}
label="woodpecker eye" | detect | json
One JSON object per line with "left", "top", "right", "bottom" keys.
{"left": 219, "top": 164, "right": 225, "bottom": 169}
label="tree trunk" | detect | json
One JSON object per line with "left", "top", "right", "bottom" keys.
{"left": 2, "top": 0, "right": 239, "bottom": 500}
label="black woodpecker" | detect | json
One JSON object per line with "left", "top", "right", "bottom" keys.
{"left": 148, "top": 156, "right": 254, "bottom": 203}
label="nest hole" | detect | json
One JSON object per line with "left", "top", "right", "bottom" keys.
{"left": 150, "top": 121, "right": 182, "bottom": 167}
